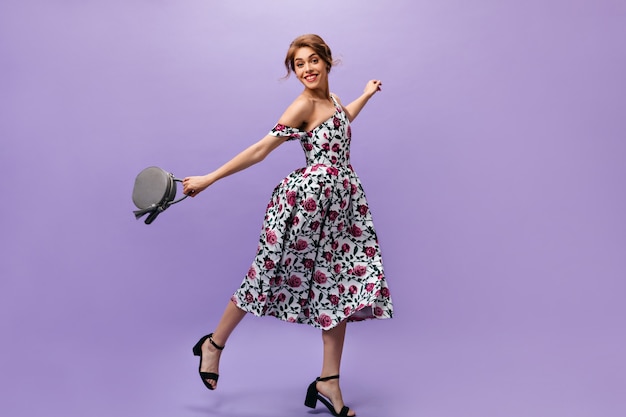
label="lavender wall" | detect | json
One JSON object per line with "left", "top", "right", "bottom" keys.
{"left": 1, "top": 1, "right": 625, "bottom": 417}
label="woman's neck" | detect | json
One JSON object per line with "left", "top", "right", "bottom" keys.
{"left": 303, "top": 84, "right": 331, "bottom": 102}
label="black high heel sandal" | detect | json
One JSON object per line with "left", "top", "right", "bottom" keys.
{"left": 192, "top": 333, "right": 225, "bottom": 391}
{"left": 304, "top": 374, "right": 353, "bottom": 416}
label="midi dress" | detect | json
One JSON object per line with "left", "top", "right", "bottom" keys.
{"left": 231, "top": 95, "right": 393, "bottom": 330}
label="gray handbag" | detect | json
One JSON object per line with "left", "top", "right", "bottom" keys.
{"left": 132, "top": 166, "right": 188, "bottom": 224}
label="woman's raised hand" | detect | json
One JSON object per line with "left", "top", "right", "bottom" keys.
{"left": 364, "top": 79, "right": 382, "bottom": 97}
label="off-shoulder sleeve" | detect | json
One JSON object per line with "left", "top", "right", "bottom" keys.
{"left": 268, "top": 123, "right": 305, "bottom": 141}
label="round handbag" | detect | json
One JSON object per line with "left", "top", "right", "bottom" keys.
{"left": 132, "top": 166, "right": 188, "bottom": 224}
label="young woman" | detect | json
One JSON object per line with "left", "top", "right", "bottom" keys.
{"left": 182, "top": 34, "right": 393, "bottom": 417}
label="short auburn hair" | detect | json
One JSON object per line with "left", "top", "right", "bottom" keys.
{"left": 284, "top": 34, "right": 335, "bottom": 77}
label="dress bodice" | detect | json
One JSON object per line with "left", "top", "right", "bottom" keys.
{"left": 269, "top": 95, "right": 352, "bottom": 167}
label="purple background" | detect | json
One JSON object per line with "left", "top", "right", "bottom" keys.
{"left": 1, "top": 1, "right": 625, "bottom": 416}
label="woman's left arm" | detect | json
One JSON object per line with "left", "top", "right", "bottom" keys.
{"left": 343, "top": 79, "right": 382, "bottom": 122}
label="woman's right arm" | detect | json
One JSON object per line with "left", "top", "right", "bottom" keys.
{"left": 182, "top": 134, "right": 287, "bottom": 196}
{"left": 182, "top": 96, "right": 311, "bottom": 197}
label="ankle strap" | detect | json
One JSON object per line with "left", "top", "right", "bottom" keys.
{"left": 208, "top": 333, "right": 225, "bottom": 351}
{"left": 317, "top": 374, "right": 340, "bottom": 382}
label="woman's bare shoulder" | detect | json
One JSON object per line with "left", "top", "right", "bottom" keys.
{"left": 277, "top": 94, "right": 314, "bottom": 128}
{"left": 331, "top": 93, "right": 344, "bottom": 105}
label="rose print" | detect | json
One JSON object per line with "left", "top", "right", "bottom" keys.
{"left": 266, "top": 230, "right": 277, "bottom": 244}
{"left": 314, "top": 270, "right": 327, "bottom": 284}
{"left": 295, "top": 239, "right": 308, "bottom": 251}
{"left": 350, "top": 225, "right": 362, "bottom": 237}
{"left": 318, "top": 314, "right": 332, "bottom": 328}
{"left": 303, "top": 198, "right": 317, "bottom": 212}
{"left": 287, "top": 275, "right": 302, "bottom": 288}
{"left": 286, "top": 191, "right": 297, "bottom": 206}
{"left": 269, "top": 276, "right": 283, "bottom": 286}
{"left": 326, "top": 167, "right": 339, "bottom": 176}
{"left": 355, "top": 266, "right": 367, "bottom": 277}
{"left": 247, "top": 267, "right": 256, "bottom": 279}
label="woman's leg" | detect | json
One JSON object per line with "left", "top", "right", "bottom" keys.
{"left": 316, "top": 320, "right": 356, "bottom": 416}
{"left": 199, "top": 300, "right": 247, "bottom": 389}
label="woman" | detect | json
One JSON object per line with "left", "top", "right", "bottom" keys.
{"left": 182, "top": 34, "right": 393, "bottom": 417}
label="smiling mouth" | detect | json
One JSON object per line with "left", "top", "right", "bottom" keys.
{"left": 304, "top": 74, "right": 318, "bottom": 82}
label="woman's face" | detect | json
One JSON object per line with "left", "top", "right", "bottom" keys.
{"left": 293, "top": 47, "right": 328, "bottom": 90}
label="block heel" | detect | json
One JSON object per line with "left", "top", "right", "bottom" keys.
{"left": 192, "top": 333, "right": 224, "bottom": 391}
{"left": 304, "top": 375, "right": 353, "bottom": 416}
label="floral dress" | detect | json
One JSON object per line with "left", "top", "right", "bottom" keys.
{"left": 231, "top": 95, "right": 393, "bottom": 330}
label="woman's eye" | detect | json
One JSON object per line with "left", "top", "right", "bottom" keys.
{"left": 296, "top": 63, "right": 304, "bottom": 68}
{"left": 312, "top": 58, "right": 318, "bottom": 64}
